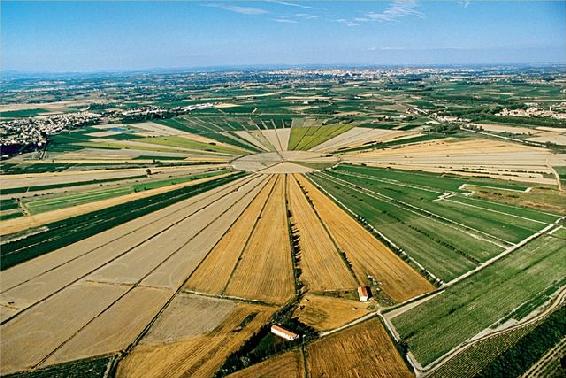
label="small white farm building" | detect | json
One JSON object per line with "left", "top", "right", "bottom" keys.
{"left": 358, "top": 286, "right": 371, "bottom": 302}
{"left": 270, "top": 325, "right": 299, "bottom": 341}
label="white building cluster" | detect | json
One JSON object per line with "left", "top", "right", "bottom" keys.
{"left": 0, "top": 111, "right": 100, "bottom": 149}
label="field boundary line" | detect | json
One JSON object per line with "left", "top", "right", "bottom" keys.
{"left": 0, "top": 175, "right": 261, "bottom": 326}
{"left": 305, "top": 173, "right": 442, "bottom": 285}
{"left": 182, "top": 289, "right": 278, "bottom": 308}
{"left": 29, "top": 175, "right": 268, "bottom": 370}
{"left": 324, "top": 170, "right": 511, "bottom": 248}
{"left": 220, "top": 175, "right": 279, "bottom": 295}
{"left": 0, "top": 175, "right": 255, "bottom": 294}
{"left": 284, "top": 174, "right": 303, "bottom": 296}
{"left": 110, "top": 179, "right": 275, "bottom": 374}
{"left": 441, "top": 197, "right": 547, "bottom": 225}
{"left": 293, "top": 174, "right": 360, "bottom": 285}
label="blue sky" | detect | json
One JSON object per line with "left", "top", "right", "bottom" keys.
{"left": 2, "top": 1, "right": 565, "bottom": 72}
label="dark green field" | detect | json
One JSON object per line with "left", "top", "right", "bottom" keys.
{"left": 392, "top": 228, "right": 566, "bottom": 366}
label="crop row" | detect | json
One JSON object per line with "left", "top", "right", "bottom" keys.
{"left": 327, "top": 168, "right": 551, "bottom": 244}
{"left": 392, "top": 228, "right": 565, "bottom": 366}
{"left": 309, "top": 172, "right": 496, "bottom": 281}
{"left": 0, "top": 172, "right": 247, "bottom": 270}
{"left": 21, "top": 169, "right": 227, "bottom": 215}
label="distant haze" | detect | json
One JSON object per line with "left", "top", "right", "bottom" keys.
{"left": 2, "top": 1, "right": 565, "bottom": 72}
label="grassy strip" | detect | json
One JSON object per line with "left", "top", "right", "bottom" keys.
{"left": 0, "top": 172, "right": 247, "bottom": 270}
{"left": 1, "top": 198, "right": 20, "bottom": 210}
{"left": 1, "top": 175, "right": 147, "bottom": 194}
{"left": 22, "top": 170, "right": 227, "bottom": 214}
{"left": 4, "top": 355, "right": 114, "bottom": 378}
{"left": 335, "top": 133, "right": 445, "bottom": 153}
{"left": 392, "top": 228, "right": 566, "bottom": 366}
{"left": 1, "top": 108, "right": 49, "bottom": 118}
{"left": 132, "top": 155, "right": 186, "bottom": 161}
{"left": 334, "top": 164, "right": 529, "bottom": 193}
{"left": 0, "top": 211, "right": 24, "bottom": 221}
{"left": 131, "top": 169, "right": 228, "bottom": 192}
{"left": 1, "top": 163, "right": 77, "bottom": 175}
{"left": 140, "top": 136, "right": 247, "bottom": 155}
{"left": 157, "top": 117, "right": 261, "bottom": 152}
{"left": 296, "top": 125, "right": 353, "bottom": 150}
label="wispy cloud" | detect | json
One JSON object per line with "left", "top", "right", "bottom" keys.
{"left": 295, "top": 13, "right": 318, "bottom": 20}
{"left": 369, "top": 46, "right": 407, "bottom": 51}
{"left": 347, "top": 0, "right": 423, "bottom": 26}
{"left": 273, "top": 17, "right": 299, "bottom": 24}
{"left": 204, "top": 3, "right": 268, "bottom": 15}
{"left": 267, "top": 0, "right": 312, "bottom": 9}
{"left": 336, "top": 18, "right": 360, "bottom": 27}
{"left": 363, "top": 0, "right": 423, "bottom": 22}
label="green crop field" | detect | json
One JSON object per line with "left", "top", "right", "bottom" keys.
{"left": 429, "top": 322, "right": 536, "bottom": 378}
{"left": 0, "top": 108, "right": 49, "bottom": 118}
{"left": 1, "top": 175, "right": 147, "bottom": 195}
{"left": 326, "top": 166, "right": 554, "bottom": 244}
{"left": 0, "top": 199, "right": 24, "bottom": 221}
{"left": 392, "top": 228, "right": 566, "bottom": 366}
{"left": 0, "top": 172, "right": 246, "bottom": 270}
{"left": 140, "top": 135, "right": 248, "bottom": 155}
{"left": 22, "top": 169, "right": 227, "bottom": 215}
{"left": 288, "top": 124, "right": 353, "bottom": 150}
{"left": 310, "top": 172, "right": 490, "bottom": 280}
{"left": 309, "top": 165, "right": 559, "bottom": 281}
{"left": 555, "top": 166, "right": 566, "bottom": 187}
{"left": 24, "top": 186, "right": 134, "bottom": 214}
{"left": 430, "top": 305, "right": 565, "bottom": 378}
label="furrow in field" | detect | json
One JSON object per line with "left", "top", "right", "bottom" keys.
{"left": 0, "top": 176, "right": 262, "bottom": 322}
{"left": 224, "top": 175, "right": 295, "bottom": 304}
{"left": 287, "top": 175, "right": 358, "bottom": 292}
{"left": 0, "top": 282, "right": 129, "bottom": 375}
{"left": 117, "top": 303, "right": 274, "bottom": 378}
{"left": 86, "top": 176, "right": 267, "bottom": 287}
{"left": 261, "top": 129, "right": 284, "bottom": 152}
{"left": 295, "top": 174, "right": 434, "bottom": 303}
{"left": 0, "top": 176, "right": 268, "bottom": 374}
{"left": 0, "top": 175, "right": 252, "bottom": 292}
{"left": 185, "top": 175, "right": 277, "bottom": 294}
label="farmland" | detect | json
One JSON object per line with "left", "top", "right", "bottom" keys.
{"left": 428, "top": 304, "right": 565, "bottom": 378}
{"left": 228, "top": 350, "right": 304, "bottom": 378}
{"left": 287, "top": 119, "right": 353, "bottom": 150}
{"left": 392, "top": 227, "right": 566, "bottom": 366}
{"left": 309, "top": 164, "right": 559, "bottom": 281}
{"left": 306, "top": 318, "right": 412, "bottom": 377}
{"left": 1, "top": 65, "right": 565, "bottom": 378}
{"left": 296, "top": 174, "right": 434, "bottom": 302}
{"left": 293, "top": 294, "right": 371, "bottom": 331}
{"left": 223, "top": 175, "right": 295, "bottom": 304}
